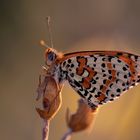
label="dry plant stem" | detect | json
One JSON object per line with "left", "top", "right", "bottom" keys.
{"left": 36, "top": 75, "right": 63, "bottom": 140}
{"left": 61, "top": 129, "right": 73, "bottom": 140}
{"left": 42, "top": 120, "right": 50, "bottom": 140}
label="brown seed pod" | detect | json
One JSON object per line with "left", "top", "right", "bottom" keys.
{"left": 36, "top": 76, "right": 62, "bottom": 120}
{"left": 66, "top": 99, "right": 98, "bottom": 132}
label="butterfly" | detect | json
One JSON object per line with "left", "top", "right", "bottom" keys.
{"left": 40, "top": 45, "right": 140, "bottom": 109}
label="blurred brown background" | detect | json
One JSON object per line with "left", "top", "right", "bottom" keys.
{"left": 0, "top": 0, "right": 140, "bottom": 140}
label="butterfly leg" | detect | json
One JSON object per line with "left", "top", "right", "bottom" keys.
{"left": 42, "top": 66, "right": 48, "bottom": 72}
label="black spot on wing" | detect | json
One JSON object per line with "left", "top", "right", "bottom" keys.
{"left": 70, "top": 64, "right": 74, "bottom": 68}
{"left": 88, "top": 94, "right": 93, "bottom": 101}
{"left": 74, "top": 80, "right": 81, "bottom": 87}
{"left": 70, "top": 73, "right": 74, "bottom": 77}
{"left": 101, "top": 63, "right": 106, "bottom": 68}
{"left": 62, "top": 61, "right": 66, "bottom": 67}
{"left": 89, "top": 87, "right": 96, "bottom": 93}
{"left": 68, "top": 59, "right": 72, "bottom": 63}
{"left": 77, "top": 90, "right": 85, "bottom": 98}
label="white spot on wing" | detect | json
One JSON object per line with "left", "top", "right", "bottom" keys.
{"left": 82, "top": 70, "right": 89, "bottom": 77}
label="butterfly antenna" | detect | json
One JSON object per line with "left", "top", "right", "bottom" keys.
{"left": 40, "top": 40, "right": 50, "bottom": 48}
{"left": 46, "top": 16, "right": 54, "bottom": 48}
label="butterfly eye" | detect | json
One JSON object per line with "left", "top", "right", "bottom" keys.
{"left": 48, "top": 52, "right": 55, "bottom": 61}
{"left": 45, "top": 51, "right": 56, "bottom": 66}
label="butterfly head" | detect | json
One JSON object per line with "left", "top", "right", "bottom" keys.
{"left": 40, "top": 40, "right": 63, "bottom": 66}
{"left": 45, "top": 48, "right": 58, "bottom": 66}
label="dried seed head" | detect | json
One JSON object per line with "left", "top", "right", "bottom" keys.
{"left": 36, "top": 76, "right": 62, "bottom": 120}
{"left": 66, "top": 99, "right": 98, "bottom": 132}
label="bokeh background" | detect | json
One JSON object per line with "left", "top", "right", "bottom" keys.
{"left": 1, "top": 0, "right": 140, "bottom": 140}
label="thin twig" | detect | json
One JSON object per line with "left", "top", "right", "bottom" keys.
{"left": 36, "top": 75, "right": 62, "bottom": 140}
{"left": 42, "top": 120, "right": 50, "bottom": 140}
{"left": 61, "top": 129, "right": 73, "bottom": 140}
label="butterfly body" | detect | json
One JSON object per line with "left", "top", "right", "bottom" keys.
{"left": 44, "top": 48, "right": 140, "bottom": 108}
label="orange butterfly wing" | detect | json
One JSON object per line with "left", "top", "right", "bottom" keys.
{"left": 59, "top": 51, "right": 140, "bottom": 108}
